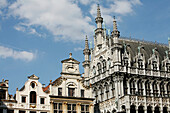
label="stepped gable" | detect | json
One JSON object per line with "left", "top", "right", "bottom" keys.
{"left": 119, "top": 37, "right": 168, "bottom": 63}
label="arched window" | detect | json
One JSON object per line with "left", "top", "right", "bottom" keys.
{"left": 138, "top": 106, "right": 144, "bottom": 113}
{"left": 147, "top": 106, "right": 152, "bottom": 113}
{"left": 153, "top": 81, "right": 158, "bottom": 97}
{"left": 97, "top": 63, "right": 102, "bottom": 75}
{"left": 160, "top": 82, "right": 165, "bottom": 97}
{"left": 30, "top": 91, "right": 36, "bottom": 103}
{"left": 167, "top": 83, "right": 170, "bottom": 97}
{"left": 130, "top": 79, "right": 135, "bottom": 95}
{"left": 111, "top": 82, "right": 115, "bottom": 97}
{"left": 154, "top": 106, "right": 160, "bottom": 113}
{"left": 138, "top": 80, "right": 143, "bottom": 95}
{"left": 94, "top": 89, "right": 98, "bottom": 103}
{"left": 145, "top": 81, "right": 151, "bottom": 96}
{"left": 105, "top": 83, "right": 109, "bottom": 99}
{"left": 100, "top": 86, "right": 104, "bottom": 102}
{"left": 124, "top": 58, "right": 128, "bottom": 67}
{"left": 103, "top": 60, "right": 107, "bottom": 73}
{"left": 130, "top": 105, "right": 136, "bottom": 113}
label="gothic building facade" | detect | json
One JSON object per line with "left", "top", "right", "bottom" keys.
{"left": 83, "top": 5, "right": 170, "bottom": 113}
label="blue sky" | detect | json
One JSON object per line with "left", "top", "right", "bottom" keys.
{"left": 0, "top": 0, "right": 170, "bottom": 95}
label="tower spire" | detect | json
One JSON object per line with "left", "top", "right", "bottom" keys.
{"left": 113, "top": 16, "right": 118, "bottom": 31}
{"left": 111, "top": 16, "right": 120, "bottom": 38}
{"left": 97, "top": 4, "right": 101, "bottom": 17}
{"left": 85, "top": 35, "right": 89, "bottom": 49}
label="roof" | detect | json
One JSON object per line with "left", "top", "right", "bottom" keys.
{"left": 28, "top": 74, "right": 39, "bottom": 80}
{"left": 61, "top": 57, "right": 80, "bottom": 64}
{"left": 119, "top": 37, "right": 168, "bottom": 63}
{"left": 51, "top": 77, "right": 63, "bottom": 86}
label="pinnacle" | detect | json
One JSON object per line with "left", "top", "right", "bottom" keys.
{"left": 97, "top": 4, "right": 101, "bottom": 17}
{"left": 113, "top": 16, "right": 118, "bottom": 31}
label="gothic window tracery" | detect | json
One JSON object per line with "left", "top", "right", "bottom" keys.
{"left": 123, "top": 58, "right": 129, "bottom": 67}
{"left": 138, "top": 80, "right": 143, "bottom": 95}
{"left": 153, "top": 81, "right": 158, "bottom": 97}
{"left": 152, "top": 61, "right": 157, "bottom": 71}
{"left": 160, "top": 82, "right": 165, "bottom": 97}
{"left": 145, "top": 81, "right": 151, "bottom": 96}
{"left": 103, "top": 60, "right": 106, "bottom": 73}
{"left": 130, "top": 79, "right": 135, "bottom": 95}
{"left": 100, "top": 86, "right": 104, "bottom": 101}
{"left": 105, "top": 83, "right": 109, "bottom": 99}
{"left": 138, "top": 59, "right": 143, "bottom": 69}
{"left": 166, "top": 63, "right": 170, "bottom": 72}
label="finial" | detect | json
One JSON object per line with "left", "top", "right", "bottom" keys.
{"left": 108, "top": 29, "right": 111, "bottom": 37}
{"left": 138, "top": 46, "right": 141, "bottom": 54}
{"left": 85, "top": 35, "right": 88, "bottom": 40}
{"left": 97, "top": 4, "right": 101, "bottom": 17}
{"left": 85, "top": 35, "right": 89, "bottom": 49}
{"left": 16, "top": 88, "right": 18, "bottom": 91}
{"left": 113, "top": 16, "right": 118, "bottom": 31}
{"left": 69, "top": 53, "right": 72, "bottom": 58}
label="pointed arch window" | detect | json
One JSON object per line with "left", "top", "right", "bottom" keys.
{"left": 97, "top": 63, "right": 102, "bottom": 75}
{"left": 138, "top": 80, "right": 143, "bottom": 95}
{"left": 111, "top": 82, "right": 115, "bottom": 97}
{"left": 130, "top": 79, "right": 136, "bottom": 95}
{"left": 145, "top": 81, "right": 151, "bottom": 96}
{"left": 105, "top": 83, "right": 109, "bottom": 99}
{"left": 153, "top": 82, "right": 158, "bottom": 97}
{"left": 103, "top": 60, "right": 106, "bottom": 73}
{"left": 160, "top": 82, "right": 165, "bottom": 97}
{"left": 100, "top": 87, "right": 104, "bottom": 101}
{"left": 123, "top": 58, "right": 129, "bottom": 67}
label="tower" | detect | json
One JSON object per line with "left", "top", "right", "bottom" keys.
{"left": 94, "top": 4, "right": 103, "bottom": 49}
{"left": 83, "top": 36, "right": 91, "bottom": 78}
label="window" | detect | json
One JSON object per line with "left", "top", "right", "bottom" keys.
{"left": 130, "top": 79, "right": 136, "bottom": 95}
{"left": 67, "top": 104, "right": 76, "bottom": 113}
{"left": 22, "top": 96, "right": 26, "bottom": 103}
{"left": 58, "top": 88, "right": 62, "bottom": 96}
{"left": 97, "top": 63, "right": 102, "bottom": 75}
{"left": 138, "top": 80, "right": 143, "bottom": 95}
{"left": 30, "top": 91, "right": 36, "bottom": 103}
{"left": 31, "top": 82, "right": 35, "bottom": 88}
{"left": 100, "top": 87, "right": 104, "bottom": 101}
{"left": 54, "top": 103, "right": 63, "bottom": 113}
{"left": 153, "top": 82, "right": 158, "bottom": 97}
{"left": 152, "top": 61, "right": 157, "bottom": 71}
{"left": 105, "top": 84, "right": 109, "bottom": 99}
{"left": 138, "top": 60, "right": 143, "bottom": 69}
{"left": 68, "top": 88, "right": 75, "bottom": 97}
{"left": 103, "top": 60, "right": 106, "bottom": 73}
{"left": 81, "top": 89, "right": 84, "bottom": 97}
{"left": 30, "top": 111, "right": 36, "bottom": 113}
{"left": 40, "top": 98, "right": 45, "bottom": 104}
{"left": 7, "top": 110, "right": 14, "bottom": 113}
{"left": 94, "top": 90, "right": 98, "bottom": 103}
{"left": 166, "top": 63, "right": 170, "bottom": 72}
{"left": 81, "top": 105, "right": 89, "bottom": 113}
{"left": 0, "top": 89, "right": 6, "bottom": 100}
{"left": 124, "top": 58, "right": 128, "bottom": 67}
{"left": 145, "top": 81, "right": 151, "bottom": 96}
{"left": 111, "top": 82, "right": 115, "bottom": 96}
{"left": 160, "top": 82, "right": 165, "bottom": 97}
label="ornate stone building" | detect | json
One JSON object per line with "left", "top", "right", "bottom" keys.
{"left": 83, "top": 5, "right": 170, "bottom": 113}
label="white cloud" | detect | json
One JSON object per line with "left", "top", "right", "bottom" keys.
{"left": 0, "top": 0, "right": 8, "bottom": 8}
{"left": 74, "top": 47, "right": 83, "bottom": 51}
{"left": 90, "top": 0, "right": 142, "bottom": 26}
{"left": 0, "top": 46, "right": 36, "bottom": 62}
{"left": 8, "top": 0, "right": 95, "bottom": 41}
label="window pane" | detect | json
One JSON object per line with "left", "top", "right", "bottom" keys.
{"left": 67, "top": 104, "right": 71, "bottom": 110}
{"left": 72, "top": 104, "right": 76, "bottom": 111}
{"left": 81, "top": 90, "right": 84, "bottom": 97}
{"left": 54, "top": 103, "right": 58, "bottom": 109}
{"left": 59, "top": 103, "right": 62, "bottom": 110}
{"left": 40, "top": 98, "right": 45, "bottom": 104}
{"left": 86, "top": 105, "right": 89, "bottom": 111}
{"left": 58, "top": 88, "right": 62, "bottom": 96}
{"left": 22, "top": 96, "right": 26, "bottom": 103}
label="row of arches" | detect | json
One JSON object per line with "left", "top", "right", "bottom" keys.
{"left": 128, "top": 79, "right": 170, "bottom": 97}
{"left": 130, "top": 105, "right": 168, "bottom": 113}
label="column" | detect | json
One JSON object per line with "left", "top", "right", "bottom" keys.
{"left": 63, "top": 102, "right": 67, "bottom": 113}
{"left": 77, "top": 103, "right": 81, "bottom": 113}
{"left": 50, "top": 101, "right": 54, "bottom": 113}
{"left": 89, "top": 104, "right": 94, "bottom": 113}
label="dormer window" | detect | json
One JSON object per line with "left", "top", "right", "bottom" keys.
{"left": 138, "top": 60, "right": 143, "bottom": 69}
{"left": 68, "top": 88, "right": 75, "bottom": 97}
{"left": 152, "top": 61, "right": 157, "bottom": 71}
